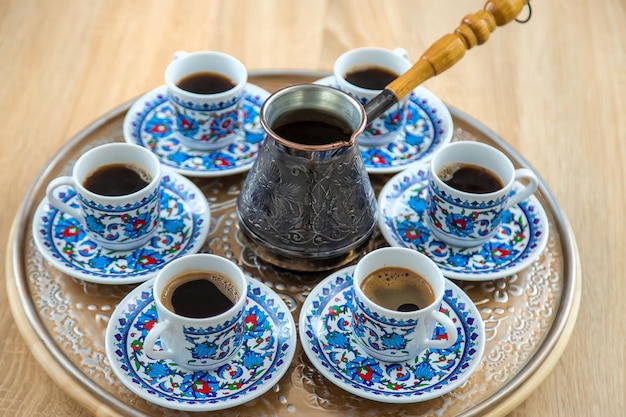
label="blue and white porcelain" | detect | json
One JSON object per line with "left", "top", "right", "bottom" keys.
{"left": 144, "top": 254, "right": 248, "bottom": 370}
{"left": 378, "top": 162, "right": 549, "bottom": 281}
{"left": 123, "top": 84, "right": 269, "bottom": 177}
{"left": 105, "top": 277, "right": 297, "bottom": 412}
{"left": 299, "top": 266, "right": 485, "bottom": 403}
{"left": 314, "top": 76, "right": 452, "bottom": 174}
{"left": 164, "top": 51, "right": 248, "bottom": 151}
{"left": 351, "top": 247, "right": 458, "bottom": 362}
{"left": 32, "top": 167, "right": 210, "bottom": 284}
{"left": 45, "top": 143, "right": 162, "bottom": 251}
{"left": 426, "top": 141, "right": 540, "bottom": 248}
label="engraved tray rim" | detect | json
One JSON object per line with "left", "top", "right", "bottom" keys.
{"left": 7, "top": 70, "right": 581, "bottom": 417}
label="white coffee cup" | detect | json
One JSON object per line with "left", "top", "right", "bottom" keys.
{"left": 351, "top": 247, "right": 458, "bottom": 362}
{"left": 144, "top": 254, "right": 248, "bottom": 370}
{"left": 46, "top": 143, "right": 161, "bottom": 251}
{"left": 165, "top": 50, "right": 248, "bottom": 151}
{"left": 427, "top": 141, "right": 539, "bottom": 247}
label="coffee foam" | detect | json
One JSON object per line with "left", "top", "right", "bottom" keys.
{"left": 436, "top": 162, "right": 464, "bottom": 182}
{"left": 127, "top": 163, "right": 153, "bottom": 184}
{"left": 363, "top": 267, "right": 419, "bottom": 290}
{"left": 361, "top": 267, "right": 435, "bottom": 311}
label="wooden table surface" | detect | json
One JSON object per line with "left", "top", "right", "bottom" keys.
{"left": 1, "top": 0, "right": 623, "bottom": 416}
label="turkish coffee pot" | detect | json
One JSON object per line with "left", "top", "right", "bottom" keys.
{"left": 237, "top": 0, "right": 529, "bottom": 271}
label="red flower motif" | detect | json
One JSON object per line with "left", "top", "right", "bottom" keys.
{"left": 405, "top": 228, "right": 423, "bottom": 240}
{"left": 492, "top": 247, "right": 511, "bottom": 258}
{"left": 328, "top": 306, "right": 341, "bottom": 317}
{"left": 150, "top": 124, "right": 168, "bottom": 134}
{"left": 244, "top": 313, "right": 258, "bottom": 331}
{"left": 451, "top": 218, "right": 467, "bottom": 230}
{"left": 138, "top": 255, "right": 157, "bottom": 266}
{"left": 358, "top": 365, "right": 373, "bottom": 381}
{"left": 180, "top": 119, "right": 193, "bottom": 130}
{"left": 62, "top": 226, "right": 81, "bottom": 238}
{"left": 132, "top": 218, "right": 146, "bottom": 231}
{"left": 193, "top": 380, "right": 212, "bottom": 394}
{"left": 144, "top": 319, "right": 156, "bottom": 331}
{"left": 214, "top": 157, "right": 232, "bottom": 167}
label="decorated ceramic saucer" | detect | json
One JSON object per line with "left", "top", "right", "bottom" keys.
{"left": 314, "top": 76, "right": 453, "bottom": 174}
{"left": 299, "top": 266, "right": 484, "bottom": 403}
{"left": 105, "top": 277, "right": 296, "bottom": 412}
{"left": 123, "top": 84, "right": 269, "bottom": 177}
{"left": 32, "top": 168, "right": 210, "bottom": 284}
{"left": 378, "top": 162, "right": 549, "bottom": 281}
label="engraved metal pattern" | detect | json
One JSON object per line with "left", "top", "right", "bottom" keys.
{"left": 238, "top": 138, "right": 377, "bottom": 259}
{"left": 10, "top": 72, "right": 578, "bottom": 417}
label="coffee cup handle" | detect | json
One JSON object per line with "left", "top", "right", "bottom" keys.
{"left": 504, "top": 168, "right": 539, "bottom": 210}
{"left": 172, "top": 51, "right": 188, "bottom": 61}
{"left": 46, "top": 176, "right": 84, "bottom": 221}
{"left": 144, "top": 321, "right": 175, "bottom": 361}
{"left": 421, "top": 310, "right": 458, "bottom": 350}
{"left": 393, "top": 48, "right": 409, "bottom": 60}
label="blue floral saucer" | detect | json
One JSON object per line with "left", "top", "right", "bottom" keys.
{"left": 299, "top": 266, "right": 484, "bottom": 403}
{"left": 378, "top": 162, "right": 549, "bottom": 281}
{"left": 32, "top": 168, "right": 210, "bottom": 284}
{"left": 105, "top": 277, "right": 296, "bottom": 412}
{"left": 123, "top": 84, "right": 269, "bottom": 177}
{"left": 314, "top": 76, "right": 453, "bottom": 174}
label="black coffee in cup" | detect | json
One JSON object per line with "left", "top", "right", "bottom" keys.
{"left": 82, "top": 163, "right": 152, "bottom": 196}
{"left": 361, "top": 267, "right": 435, "bottom": 312}
{"left": 345, "top": 66, "right": 398, "bottom": 90}
{"left": 176, "top": 71, "right": 236, "bottom": 94}
{"left": 437, "top": 162, "right": 503, "bottom": 194}
{"left": 161, "top": 271, "right": 239, "bottom": 318}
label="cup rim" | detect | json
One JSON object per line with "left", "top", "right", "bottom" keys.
{"left": 164, "top": 50, "right": 248, "bottom": 100}
{"left": 152, "top": 254, "right": 248, "bottom": 323}
{"left": 71, "top": 143, "right": 161, "bottom": 201}
{"left": 429, "top": 141, "right": 516, "bottom": 198}
{"left": 333, "top": 46, "right": 411, "bottom": 95}
{"left": 352, "top": 247, "right": 444, "bottom": 316}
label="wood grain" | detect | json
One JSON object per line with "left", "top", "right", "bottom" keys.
{"left": 1, "top": 0, "right": 624, "bottom": 416}
{"left": 386, "top": 0, "right": 527, "bottom": 101}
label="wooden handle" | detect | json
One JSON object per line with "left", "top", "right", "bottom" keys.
{"left": 386, "top": 0, "right": 528, "bottom": 100}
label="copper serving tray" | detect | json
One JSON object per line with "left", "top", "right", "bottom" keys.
{"left": 7, "top": 71, "right": 580, "bottom": 417}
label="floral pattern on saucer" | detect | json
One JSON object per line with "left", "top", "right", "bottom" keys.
{"left": 123, "top": 84, "right": 269, "bottom": 177}
{"left": 299, "top": 266, "right": 485, "bottom": 403}
{"left": 378, "top": 162, "right": 549, "bottom": 280}
{"left": 314, "top": 76, "right": 453, "bottom": 174}
{"left": 32, "top": 168, "right": 210, "bottom": 284}
{"left": 105, "top": 278, "right": 296, "bottom": 412}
